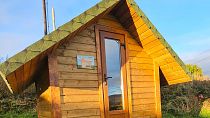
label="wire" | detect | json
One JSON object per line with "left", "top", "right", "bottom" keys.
{"left": 193, "top": 56, "right": 210, "bottom": 64}
{"left": 197, "top": 49, "right": 210, "bottom": 56}
{"left": 185, "top": 49, "right": 210, "bottom": 64}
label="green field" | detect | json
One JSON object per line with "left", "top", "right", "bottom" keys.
{"left": 0, "top": 111, "right": 37, "bottom": 118}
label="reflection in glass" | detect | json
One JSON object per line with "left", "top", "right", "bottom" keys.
{"left": 105, "top": 38, "right": 124, "bottom": 111}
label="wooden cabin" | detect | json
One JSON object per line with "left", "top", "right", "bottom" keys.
{"left": 0, "top": 0, "right": 191, "bottom": 118}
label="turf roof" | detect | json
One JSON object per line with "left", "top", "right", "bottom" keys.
{"left": 0, "top": 0, "right": 191, "bottom": 93}
{"left": 0, "top": 0, "right": 120, "bottom": 93}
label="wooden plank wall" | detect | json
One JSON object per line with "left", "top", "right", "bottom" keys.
{"left": 37, "top": 88, "right": 52, "bottom": 118}
{"left": 128, "top": 39, "right": 156, "bottom": 118}
{"left": 56, "top": 25, "right": 101, "bottom": 118}
{"left": 97, "top": 15, "right": 158, "bottom": 118}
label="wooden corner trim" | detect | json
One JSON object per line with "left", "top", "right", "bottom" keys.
{"left": 154, "top": 63, "right": 162, "bottom": 118}
{"left": 48, "top": 54, "right": 62, "bottom": 118}
{"left": 48, "top": 54, "right": 59, "bottom": 87}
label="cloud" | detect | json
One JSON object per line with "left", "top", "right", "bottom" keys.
{"left": 171, "top": 28, "right": 210, "bottom": 65}
{"left": 183, "top": 49, "right": 210, "bottom": 76}
{"left": 174, "top": 29, "right": 210, "bottom": 77}
{"left": 171, "top": 28, "right": 210, "bottom": 53}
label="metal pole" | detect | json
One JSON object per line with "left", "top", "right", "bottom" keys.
{"left": 42, "top": 0, "right": 47, "bottom": 35}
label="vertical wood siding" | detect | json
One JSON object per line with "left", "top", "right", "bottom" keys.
{"left": 56, "top": 25, "right": 101, "bottom": 118}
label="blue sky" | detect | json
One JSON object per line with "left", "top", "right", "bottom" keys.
{"left": 0, "top": 0, "right": 210, "bottom": 75}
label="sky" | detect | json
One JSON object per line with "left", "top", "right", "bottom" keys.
{"left": 0, "top": 0, "right": 210, "bottom": 75}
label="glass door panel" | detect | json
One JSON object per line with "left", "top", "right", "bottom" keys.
{"left": 104, "top": 38, "right": 124, "bottom": 111}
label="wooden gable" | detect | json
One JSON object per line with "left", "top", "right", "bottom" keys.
{"left": 113, "top": 0, "right": 191, "bottom": 84}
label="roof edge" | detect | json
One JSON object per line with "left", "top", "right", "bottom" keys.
{"left": 127, "top": 0, "right": 192, "bottom": 80}
{"left": 0, "top": 0, "right": 120, "bottom": 79}
{"left": 0, "top": 70, "right": 13, "bottom": 94}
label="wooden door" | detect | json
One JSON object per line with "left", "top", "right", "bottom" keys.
{"left": 100, "top": 31, "right": 129, "bottom": 118}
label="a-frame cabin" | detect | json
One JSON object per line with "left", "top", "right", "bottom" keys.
{"left": 0, "top": 0, "right": 191, "bottom": 117}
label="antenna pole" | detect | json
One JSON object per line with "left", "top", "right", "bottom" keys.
{"left": 42, "top": 0, "right": 47, "bottom": 35}
{"left": 52, "top": 7, "right": 56, "bottom": 31}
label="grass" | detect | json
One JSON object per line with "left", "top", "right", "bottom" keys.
{"left": 0, "top": 111, "right": 37, "bottom": 118}
{"left": 163, "top": 113, "right": 198, "bottom": 118}
{"left": 0, "top": 112, "right": 206, "bottom": 118}
{"left": 199, "top": 108, "right": 210, "bottom": 118}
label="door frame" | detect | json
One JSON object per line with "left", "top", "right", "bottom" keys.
{"left": 100, "top": 31, "right": 128, "bottom": 116}
{"left": 95, "top": 25, "right": 132, "bottom": 118}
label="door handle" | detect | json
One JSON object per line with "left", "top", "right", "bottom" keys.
{"left": 104, "top": 74, "right": 112, "bottom": 85}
